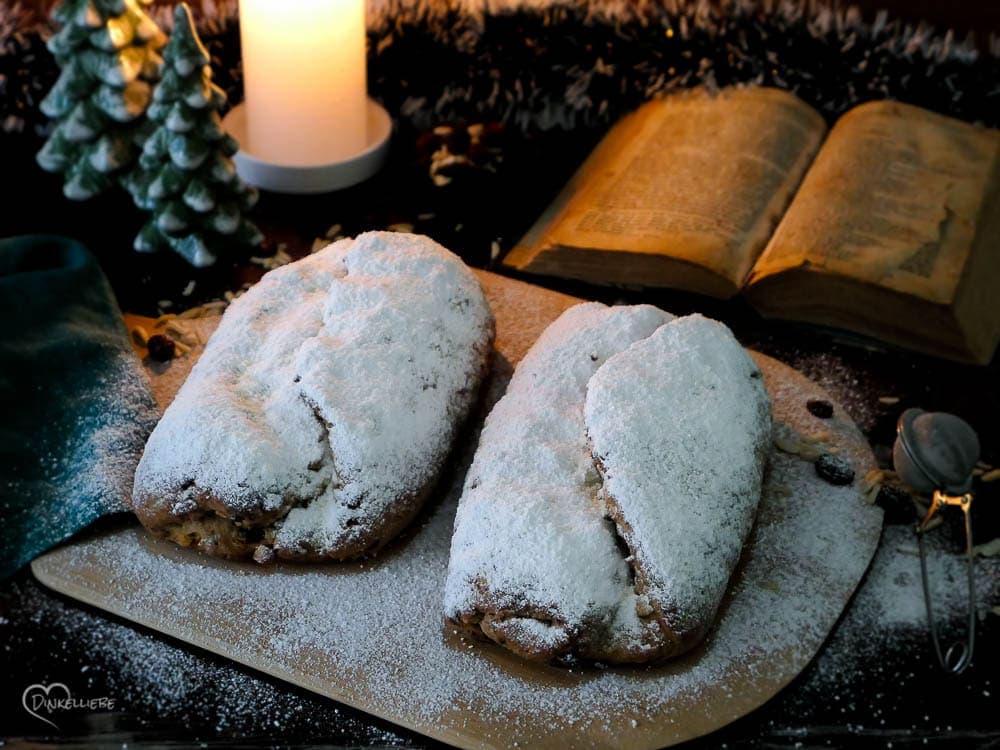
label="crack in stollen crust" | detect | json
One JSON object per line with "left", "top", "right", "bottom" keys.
{"left": 597, "top": 478, "right": 699, "bottom": 661}
{"left": 133, "top": 393, "right": 367, "bottom": 560}
{"left": 597, "top": 492, "right": 689, "bottom": 661}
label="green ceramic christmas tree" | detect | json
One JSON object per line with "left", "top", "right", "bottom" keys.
{"left": 127, "top": 3, "right": 261, "bottom": 267}
{"left": 37, "top": 0, "right": 166, "bottom": 200}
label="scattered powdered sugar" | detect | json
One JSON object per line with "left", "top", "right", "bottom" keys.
{"left": 132, "top": 232, "right": 493, "bottom": 557}
{"left": 801, "top": 524, "right": 1000, "bottom": 693}
{"left": 1, "top": 344, "right": 159, "bottom": 577}
{"left": 16, "top": 522, "right": 998, "bottom": 743}
{"left": 56, "top": 356, "right": 160, "bottom": 518}
{"left": 33, "top": 350, "right": 884, "bottom": 747}
{"left": 3, "top": 577, "right": 414, "bottom": 745}
{"left": 586, "top": 315, "right": 772, "bottom": 646}
{"left": 768, "top": 349, "right": 880, "bottom": 433}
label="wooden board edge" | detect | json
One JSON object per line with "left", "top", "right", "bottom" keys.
{"left": 30, "top": 557, "right": 492, "bottom": 750}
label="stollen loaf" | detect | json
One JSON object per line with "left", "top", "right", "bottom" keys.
{"left": 444, "top": 304, "right": 771, "bottom": 663}
{"left": 132, "top": 232, "right": 495, "bottom": 561}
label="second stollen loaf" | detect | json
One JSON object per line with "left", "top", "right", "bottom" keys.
{"left": 444, "top": 304, "right": 771, "bottom": 663}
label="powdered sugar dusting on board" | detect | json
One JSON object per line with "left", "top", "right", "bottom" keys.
{"left": 799, "top": 523, "right": 1000, "bottom": 693}
{"left": 2, "top": 577, "right": 413, "bottom": 744}
{"left": 17, "top": 525, "right": 999, "bottom": 744}
{"left": 33, "top": 352, "right": 884, "bottom": 748}
{"left": 131, "top": 232, "right": 494, "bottom": 558}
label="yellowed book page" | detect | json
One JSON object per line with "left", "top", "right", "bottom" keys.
{"left": 750, "top": 100, "right": 1000, "bottom": 305}
{"left": 506, "top": 87, "right": 827, "bottom": 289}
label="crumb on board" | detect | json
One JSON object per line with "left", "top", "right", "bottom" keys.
{"left": 773, "top": 423, "right": 830, "bottom": 462}
{"left": 973, "top": 538, "right": 1000, "bottom": 558}
{"left": 130, "top": 298, "right": 233, "bottom": 362}
{"left": 251, "top": 244, "right": 293, "bottom": 271}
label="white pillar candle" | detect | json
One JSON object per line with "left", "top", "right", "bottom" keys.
{"left": 239, "top": 0, "right": 368, "bottom": 166}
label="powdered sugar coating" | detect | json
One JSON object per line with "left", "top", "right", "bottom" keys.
{"left": 586, "top": 315, "right": 771, "bottom": 644}
{"left": 132, "top": 231, "right": 494, "bottom": 558}
{"left": 445, "top": 302, "right": 733, "bottom": 661}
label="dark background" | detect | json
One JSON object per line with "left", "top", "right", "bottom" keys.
{"left": 3, "top": 0, "right": 1000, "bottom": 746}
{"left": 10, "top": 0, "right": 1000, "bottom": 38}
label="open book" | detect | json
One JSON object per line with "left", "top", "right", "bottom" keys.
{"left": 504, "top": 87, "right": 1000, "bottom": 364}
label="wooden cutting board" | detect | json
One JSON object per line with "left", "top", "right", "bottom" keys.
{"left": 32, "top": 270, "right": 883, "bottom": 750}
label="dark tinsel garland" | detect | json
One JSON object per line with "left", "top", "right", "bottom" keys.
{"left": 0, "top": 1, "right": 243, "bottom": 138}
{"left": 369, "top": 0, "right": 1000, "bottom": 132}
{"left": 3, "top": 0, "right": 999, "bottom": 144}
{"left": 0, "top": 4, "right": 51, "bottom": 136}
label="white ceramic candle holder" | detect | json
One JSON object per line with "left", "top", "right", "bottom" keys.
{"left": 222, "top": 99, "right": 392, "bottom": 194}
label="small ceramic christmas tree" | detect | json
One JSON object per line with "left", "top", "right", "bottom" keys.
{"left": 127, "top": 3, "right": 261, "bottom": 267}
{"left": 37, "top": 0, "right": 166, "bottom": 200}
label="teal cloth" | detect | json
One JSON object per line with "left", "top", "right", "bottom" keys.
{"left": 0, "top": 236, "right": 158, "bottom": 578}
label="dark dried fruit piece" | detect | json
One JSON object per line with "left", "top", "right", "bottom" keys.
{"left": 815, "top": 453, "right": 855, "bottom": 486}
{"left": 147, "top": 333, "right": 177, "bottom": 362}
{"left": 806, "top": 399, "right": 834, "bottom": 419}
